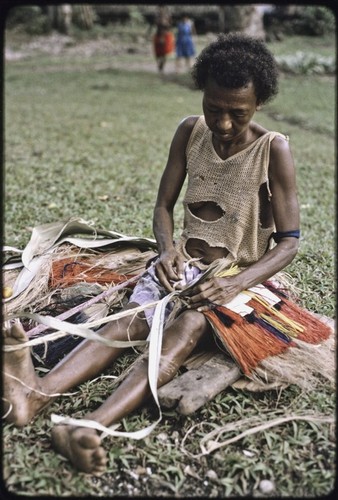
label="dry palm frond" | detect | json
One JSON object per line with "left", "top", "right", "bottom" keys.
{"left": 4, "top": 252, "right": 56, "bottom": 316}
{"left": 3, "top": 217, "right": 157, "bottom": 312}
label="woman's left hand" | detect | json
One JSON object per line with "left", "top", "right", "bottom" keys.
{"left": 185, "top": 276, "right": 242, "bottom": 312}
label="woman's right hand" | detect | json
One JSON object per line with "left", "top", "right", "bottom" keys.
{"left": 154, "top": 249, "right": 185, "bottom": 291}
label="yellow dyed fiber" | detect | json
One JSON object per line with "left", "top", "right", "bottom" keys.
{"left": 215, "top": 264, "right": 240, "bottom": 278}
{"left": 259, "top": 313, "right": 300, "bottom": 337}
{"left": 244, "top": 291, "right": 304, "bottom": 334}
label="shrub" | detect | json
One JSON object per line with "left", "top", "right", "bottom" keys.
{"left": 264, "top": 5, "right": 335, "bottom": 38}
{"left": 6, "top": 6, "right": 51, "bottom": 35}
{"left": 275, "top": 52, "right": 336, "bottom": 75}
{"left": 6, "top": 6, "right": 41, "bottom": 26}
{"left": 291, "top": 6, "right": 336, "bottom": 36}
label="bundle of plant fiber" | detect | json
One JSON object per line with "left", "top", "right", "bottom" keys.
{"left": 49, "top": 256, "right": 137, "bottom": 288}
{"left": 254, "top": 331, "right": 335, "bottom": 390}
{"left": 29, "top": 286, "right": 111, "bottom": 369}
{"left": 202, "top": 282, "right": 334, "bottom": 383}
{"left": 3, "top": 217, "right": 157, "bottom": 314}
{"left": 259, "top": 280, "right": 332, "bottom": 344}
{"left": 27, "top": 262, "right": 144, "bottom": 369}
{"left": 4, "top": 247, "right": 155, "bottom": 370}
{"left": 203, "top": 305, "right": 292, "bottom": 375}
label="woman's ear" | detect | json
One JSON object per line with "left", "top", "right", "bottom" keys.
{"left": 256, "top": 103, "right": 262, "bottom": 111}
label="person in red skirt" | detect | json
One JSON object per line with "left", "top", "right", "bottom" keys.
{"left": 153, "top": 24, "right": 175, "bottom": 73}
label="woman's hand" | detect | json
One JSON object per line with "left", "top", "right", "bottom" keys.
{"left": 185, "top": 275, "right": 242, "bottom": 312}
{"left": 154, "top": 249, "right": 185, "bottom": 291}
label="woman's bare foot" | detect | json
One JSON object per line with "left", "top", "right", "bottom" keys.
{"left": 3, "top": 322, "right": 50, "bottom": 426}
{"left": 51, "top": 425, "right": 107, "bottom": 474}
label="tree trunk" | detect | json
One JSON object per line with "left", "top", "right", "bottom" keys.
{"left": 73, "top": 4, "right": 96, "bottom": 30}
{"left": 46, "top": 5, "right": 72, "bottom": 34}
{"left": 218, "top": 5, "right": 265, "bottom": 39}
{"left": 46, "top": 4, "right": 95, "bottom": 33}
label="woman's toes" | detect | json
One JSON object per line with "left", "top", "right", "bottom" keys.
{"left": 75, "top": 429, "right": 101, "bottom": 449}
{"left": 52, "top": 425, "right": 108, "bottom": 473}
{"left": 93, "top": 447, "right": 108, "bottom": 464}
{"left": 11, "top": 322, "right": 28, "bottom": 341}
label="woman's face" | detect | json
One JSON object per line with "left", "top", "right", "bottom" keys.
{"left": 202, "top": 77, "right": 259, "bottom": 144}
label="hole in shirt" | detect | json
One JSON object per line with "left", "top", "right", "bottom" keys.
{"left": 188, "top": 201, "right": 225, "bottom": 222}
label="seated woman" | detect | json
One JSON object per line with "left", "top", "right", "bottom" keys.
{"left": 4, "top": 33, "right": 301, "bottom": 474}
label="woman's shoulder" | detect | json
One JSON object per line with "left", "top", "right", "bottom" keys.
{"left": 250, "top": 123, "right": 291, "bottom": 167}
{"left": 170, "top": 116, "right": 201, "bottom": 150}
{"left": 172, "top": 116, "right": 204, "bottom": 156}
{"left": 251, "top": 121, "right": 269, "bottom": 138}
{"left": 179, "top": 115, "right": 201, "bottom": 127}
{"left": 177, "top": 115, "right": 201, "bottom": 135}
{"left": 251, "top": 122, "right": 289, "bottom": 145}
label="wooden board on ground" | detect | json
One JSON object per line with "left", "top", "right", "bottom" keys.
{"left": 158, "top": 353, "right": 241, "bottom": 415}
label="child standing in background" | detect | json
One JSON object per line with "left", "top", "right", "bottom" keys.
{"left": 175, "top": 14, "right": 196, "bottom": 72}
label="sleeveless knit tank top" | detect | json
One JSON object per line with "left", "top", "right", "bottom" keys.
{"left": 175, "top": 115, "right": 287, "bottom": 270}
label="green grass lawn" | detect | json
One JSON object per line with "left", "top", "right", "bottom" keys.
{"left": 3, "top": 29, "right": 336, "bottom": 497}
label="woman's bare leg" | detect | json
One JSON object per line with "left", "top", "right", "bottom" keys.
{"left": 51, "top": 310, "right": 210, "bottom": 473}
{"left": 2, "top": 303, "right": 149, "bottom": 427}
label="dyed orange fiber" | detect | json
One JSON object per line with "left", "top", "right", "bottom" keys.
{"left": 203, "top": 306, "right": 289, "bottom": 375}
{"left": 248, "top": 295, "right": 332, "bottom": 344}
{"left": 49, "top": 258, "right": 136, "bottom": 288}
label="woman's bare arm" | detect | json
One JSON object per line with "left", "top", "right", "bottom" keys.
{"left": 153, "top": 116, "right": 198, "bottom": 290}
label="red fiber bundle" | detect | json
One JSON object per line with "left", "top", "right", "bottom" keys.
{"left": 49, "top": 258, "right": 136, "bottom": 288}
{"left": 203, "top": 306, "right": 290, "bottom": 375}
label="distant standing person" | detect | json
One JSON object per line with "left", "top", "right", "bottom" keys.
{"left": 152, "top": 5, "right": 174, "bottom": 73}
{"left": 153, "top": 25, "right": 175, "bottom": 73}
{"left": 175, "top": 14, "right": 196, "bottom": 72}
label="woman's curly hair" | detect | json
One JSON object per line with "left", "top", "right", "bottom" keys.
{"left": 191, "top": 32, "right": 279, "bottom": 104}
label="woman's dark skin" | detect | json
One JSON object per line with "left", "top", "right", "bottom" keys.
{"left": 3, "top": 77, "right": 299, "bottom": 474}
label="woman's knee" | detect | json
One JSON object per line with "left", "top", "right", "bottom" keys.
{"left": 177, "top": 309, "right": 208, "bottom": 334}
{"left": 156, "top": 311, "right": 208, "bottom": 386}
{"left": 162, "top": 310, "right": 208, "bottom": 351}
